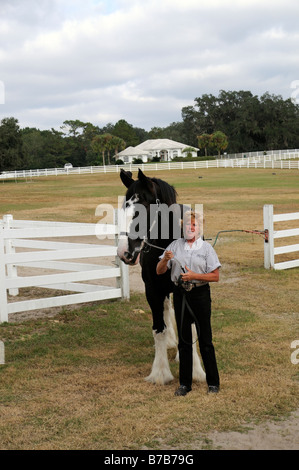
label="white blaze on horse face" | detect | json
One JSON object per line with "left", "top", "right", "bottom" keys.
{"left": 117, "top": 195, "right": 135, "bottom": 260}
{"left": 117, "top": 194, "right": 142, "bottom": 261}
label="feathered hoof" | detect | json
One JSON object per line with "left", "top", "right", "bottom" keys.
{"left": 144, "top": 370, "right": 174, "bottom": 385}
{"left": 192, "top": 369, "right": 206, "bottom": 383}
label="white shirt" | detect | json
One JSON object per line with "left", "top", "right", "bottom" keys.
{"left": 160, "top": 237, "right": 221, "bottom": 285}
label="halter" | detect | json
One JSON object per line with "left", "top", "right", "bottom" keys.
{"left": 120, "top": 186, "right": 162, "bottom": 255}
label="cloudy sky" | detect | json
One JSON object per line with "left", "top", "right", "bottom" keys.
{"left": 1, "top": 0, "right": 299, "bottom": 131}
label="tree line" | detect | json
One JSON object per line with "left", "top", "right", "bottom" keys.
{"left": 1, "top": 89, "right": 299, "bottom": 172}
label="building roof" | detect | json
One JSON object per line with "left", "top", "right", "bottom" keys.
{"left": 117, "top": 139, "right": 199, "bottom": 157}
{"left": 135, "top": 139, "right": 199, "bottom": 151}
{"left": 117, "top": 146, "right": 148, "bottom": 157}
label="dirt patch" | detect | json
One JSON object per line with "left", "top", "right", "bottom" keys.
{"left": 206, "top": 408, "right": 299, "bottom": 450}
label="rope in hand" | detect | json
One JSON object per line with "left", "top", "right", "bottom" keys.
{"left": 142, "top": 229, "right": 267, "bottom": 250}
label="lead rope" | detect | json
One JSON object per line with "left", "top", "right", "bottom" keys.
{"left": 180, "top": 290, "right": 200, "bottom": 346}
{"left": 142, "top": 242, "right": 200, "bottom": 346}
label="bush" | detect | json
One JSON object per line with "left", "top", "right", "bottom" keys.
{"left": 172, "top": 155, "right": 216, "bottom": 162}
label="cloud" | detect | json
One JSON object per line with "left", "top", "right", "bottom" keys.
{"left": 1, "top": 0, "right": 299, "bottom": 131}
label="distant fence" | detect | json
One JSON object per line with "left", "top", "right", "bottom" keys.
{"left": 222, "top": 148, "right": 299, "bottom": 159}
{"left": 1, "top": 152, "right": 299, "bottom": 180}
{"left": 0, "top": 214, "right": 129, "bottom": 323}
{"left": 264, "top": 205, "right": 299, "bottom": 270}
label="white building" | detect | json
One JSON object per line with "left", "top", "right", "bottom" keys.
{"left": 116, "top": 139, "right": 199, "bottom": 164}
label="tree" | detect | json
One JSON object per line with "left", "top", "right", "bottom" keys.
{"left": 91, "top": 135, "right": 107, "bottom": 165}
{"left": 59, "top": 120, "right": 101, "bottom": 167}
{"left": 112, "top": 119, "right": 139, "bottom": 147}
{"left": 183, "top": 90, "right": 299, "bottom": 153}
{"left": 60, "top": 119, "right": 86, "bottom": 138}
{"left": 197, "top": 133, "right": 211, "bottom": 157}
{"left": 182, "top": 147, "right": 197, "bottom": 158}
{"left": 210, "top": 131, "right": 228, "bottom": 157}
{"left": 181, "top": 105, "right": 201, "bottom": 148}
{"left": 111, "top": 136, "right": 126, "bottom": 161}
{"left": 0, "top": 117, "right": 25, "bottom": 171}
{"left": 91, "top": 134, "right": 117, "bottom": 165}
{"left": 148, "top": 127, "right": 165, "bottom": 139}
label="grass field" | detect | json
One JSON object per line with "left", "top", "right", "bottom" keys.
{"left": 0, "top": 167, "right": 298, "bottom": 450}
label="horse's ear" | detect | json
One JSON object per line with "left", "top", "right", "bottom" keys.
{"left": 137, "top": 169, "right": 154, "bottom": 190}
{"left": 120, "top": 168, "right": 135, "bottom": 188}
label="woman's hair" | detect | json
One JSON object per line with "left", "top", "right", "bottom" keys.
{"left": 182, "top": 210, "right": 202, "bottom": 225}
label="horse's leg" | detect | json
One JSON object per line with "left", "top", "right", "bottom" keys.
{"left": 144, "top": 288, "right": 174, "bottom": 385}
{"left": 145, "top": 329, "right": 174, "bottom": 385}
{"left": 163, "top": 295, "right": 177, "bottom": 349}
{"left": 191, "top": 324, "right": 206, "bottom": 382}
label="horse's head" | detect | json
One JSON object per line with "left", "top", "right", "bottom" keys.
{"left": 117, "top": 169, "right": 164, "bottom": 265}
{"left": 117, "top": 169, "right": 160, "bottom": 265}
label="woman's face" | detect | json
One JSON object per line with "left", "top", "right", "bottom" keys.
{"left": 184, "top": 218, "right": 201, "bottom": 241}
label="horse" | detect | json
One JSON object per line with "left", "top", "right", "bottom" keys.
{"left": 117, "top": 168, "right": 206, "bottom": 385}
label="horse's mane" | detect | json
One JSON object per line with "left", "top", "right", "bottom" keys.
{"left": 151, "top": 177, "right": 177, "bottom": 206}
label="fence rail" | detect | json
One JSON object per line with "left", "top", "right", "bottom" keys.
{"left": 1, "top": 152, "right": 299, "bottom": 180}
{"left": 0, "top": 214, "right": 129, "bottom": 323}
{"left": 222, "top": 148, "right": 299, "bottom": 159}
{"left": 264, "top": 205, "right": 299, "bottom": 270}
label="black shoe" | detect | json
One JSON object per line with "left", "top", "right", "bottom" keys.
{"left": 174, "top": 385, "right": 191, "bottom": 396}
{"left": 208, "top": 385, "right": 219, "bottom": 394}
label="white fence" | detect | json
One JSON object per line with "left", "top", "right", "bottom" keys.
{"left": 264, "top": 205, "right": 299, "bottom": 270}
{"left": 222, "top": 148, "right": 299, "bottom": 159}
{"left": 0, "top": 215, "right": 129, "bottom": 323}
{"left": 1, "top": 152, "right": 299, "bottom": 180}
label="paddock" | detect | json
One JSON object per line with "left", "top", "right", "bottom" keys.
{"left": 0, "top": 167, "right": 298, "bottom": 450}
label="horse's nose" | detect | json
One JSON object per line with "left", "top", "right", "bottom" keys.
{"left": 124, "top": 251, "right": 132, "bottom": 261}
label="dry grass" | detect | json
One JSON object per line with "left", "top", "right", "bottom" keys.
{"left": 0, "top": 167, "right": 298, "bottom": 450}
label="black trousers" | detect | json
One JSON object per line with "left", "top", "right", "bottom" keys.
{"left": 173, "top": 284, "right": 220, "bottom": 389}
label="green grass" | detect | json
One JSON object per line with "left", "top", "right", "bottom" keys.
{"left": 1, "top": 168, "right": 298, "bottom": 220}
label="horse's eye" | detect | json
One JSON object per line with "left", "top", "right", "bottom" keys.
{"left": 126, "top": 194, "right": 139, "bottom": 208}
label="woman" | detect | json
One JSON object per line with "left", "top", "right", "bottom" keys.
{"left": 156, "top": 210, "right": 221, "bottom": 396}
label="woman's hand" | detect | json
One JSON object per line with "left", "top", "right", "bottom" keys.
{"left": 156, "top": 250, "right": 174, "bottom": 275}
{"left": 164, "top": 250, "right": 174, "bottom": 261}
{"left": 181, "top": 266, "right": 195, "bottom": 282}
{"left": 181, "top": 266, "right": 220, "bottom": 283}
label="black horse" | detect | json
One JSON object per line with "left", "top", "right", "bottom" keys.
{"left": 117, "top": 169, "right": 205, "bottom": 385}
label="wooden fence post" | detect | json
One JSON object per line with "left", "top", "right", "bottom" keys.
{"left": 0, "top": 232, "right": 8, "bottom": 323}
{"left": 3, "top": 214, "right": 19, "bottom": 296}
{"left": 114, "top": 209, "right": 130, "bottom": 300}
{"left": 263, "top": 205, "right": 274, "bottom": 269}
